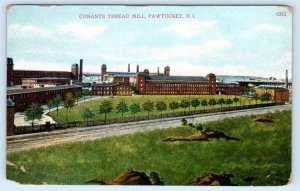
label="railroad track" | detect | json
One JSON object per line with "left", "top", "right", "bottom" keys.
{"left": 7, "top": 104, "right": 291, "bottom": 153}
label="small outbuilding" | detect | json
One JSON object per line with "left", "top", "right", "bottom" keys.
{"left": 255, "top": 85, "right": 289, "bottom": 103}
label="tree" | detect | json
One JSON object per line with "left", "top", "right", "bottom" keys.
{"left": 260, "top": 93, "right": 272, "bottom": 103}
{"left": 155, "top": 101, "right": 167, "bottom": 117}
{"left": 180, "top": 99, "right": 190, "bottom": 114}
{"left": 64, "top": 92, "right": 76, "bottom": 122}
{"left": 247, "top": 98, "right": 252, "bottom": 106}
{"left": 46, "top": 99, "right": 54, "bottom": 113}
{"left": 252, "top": 93, "right": 259, "bottom": 105}
{"left": 53, "top": 95, "right": 62, "bottom": 116}
{"left": 240, "top": 86, "right": 250, "bottom": 97}
{"left": 82, "top": 108, "right": 95, "bottom": 125}
{"left": 116, "top": 100, "right": 129, "bottom": 121}
{"left": 169, "top": 101, "right": 179, "bottom": 115}
{"left": 24, "top": 103, "right": 44, "bottom": 128}
{"left": 217, "top": 98, "right": 225, "bottom": 109}
{"left": 82, "top": 89, "right": 90, "bottom": 103}
{"left": 75, "top": 91, "right": 82, "bottom": 105}
{"left": 201, "top": 99, "right": 208, "bottom": 111}
{"left": 233, "top": 97, "right": 239, "bottom": 107}
{"left": 142, "top": 100, "right": 154, "bottom": 119}
{"left": 208, "top": 98, "right": 217, "bottom": 109}
{"left": 99, "top": 100, "right": 113, "bottom": 124}
{"left": 129, "top": 103, "right": 141, "bottom": 120}
{"left": 226, "top": 98, "right": 233, "bottom": 108}
{"left": 191, "top": 98, "right": 200, "bottom": 112}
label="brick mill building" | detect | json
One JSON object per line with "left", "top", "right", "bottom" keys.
{"left": 91, "top": 83, "right": 132, "bottom": 96}
{"left": 7, "top": 57, "right": 84, "bottom": 86}
{"left": 21, "top": 77, "right": 71, "bottom": 88}
{"left": 94, "top": 64, "right": 240, "bottom": 96}
{"left": 7, "top": 85, "right": 82, "bottom": 112}
{"left": 101, "top": 63, "right": 139, "bottom": 84}
{"left": 7, "top": 57, "right": 85, "bottom": 112}
{"left": 135, "top": 71, "right": 240, "bottom": 96}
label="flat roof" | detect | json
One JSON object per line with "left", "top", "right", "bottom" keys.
{"left": 147, "top": 75, "right": 207, "bottom": 81}
{"left": 7, "top": 85, "right": 81, "bottom": 95}
{"left": 22, "top": 77, "right": 71, "bottom": 80}
{"left": 255, "top": 85, "right": 288, "bottom": 90}
{"left": 92, "top": 83, "right": 131, "bottom": 87}
{"left": 13, "top": 69, "right": 71, "bottom": 73}
{"left": 107, "top": 72, "right": 137, "bottom": 77}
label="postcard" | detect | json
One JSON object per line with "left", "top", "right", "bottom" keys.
{"left": 6, "top": 5, "right": 292, "bottom": 186}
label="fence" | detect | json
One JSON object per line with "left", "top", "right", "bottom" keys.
{"left": 14, "top": 102, "right": 285, "bottom": 135}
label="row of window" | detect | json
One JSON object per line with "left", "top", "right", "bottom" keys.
{"left": 145, "top": 91, "right": 210, "bottom": 95}
{"left": 94, "top": 91, "right": 131, "bottom": 95}
{"left": 93, "top": 87, "right": 131, "bottom": 91}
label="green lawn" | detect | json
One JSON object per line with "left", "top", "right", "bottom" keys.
{"left": 7, "top": 110, "right": 291, "bottom": 185}
{"left": 49, "top": 95, "right": 261, "bottom": 124}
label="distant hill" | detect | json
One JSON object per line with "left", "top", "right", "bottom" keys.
{"left": 216, "top": 75, "right": 282, "bottom": 82}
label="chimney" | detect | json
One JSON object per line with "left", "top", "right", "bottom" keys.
{"left": 136, "top": 65, "right": 139, "bottom": 73}
{"left": 101, "top": 64, "right": 107, "bottom": 82}
{"left": 128, "top": 63, "right": 130, "bottom": 72}
{"left": 157, "top": 67, "right": 160, "bottom": 75}
{"left": 79, "top": 59, "right": 83, "bottom": 82}
{"left": 285, "top": 69, "right": 288, "bottom": 89}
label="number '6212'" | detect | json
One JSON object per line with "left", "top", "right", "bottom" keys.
{"left": 276, "top": 12, "right": 286, "bottom": 16}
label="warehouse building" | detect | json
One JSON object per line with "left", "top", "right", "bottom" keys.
{"left": 7, "top": 85, "right": 82, "bottom": 112}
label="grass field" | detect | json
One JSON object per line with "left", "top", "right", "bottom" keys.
{"left": 7, "top": 110, "right": 291, "bottom": 185}
{"left": 49, "top": 95, "right": 261, "bottom": 123}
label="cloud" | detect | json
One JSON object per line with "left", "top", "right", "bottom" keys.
{"left": 14, "top": 60, "right": 70, "bottom": 71}
{"left": 141, "top": 40, "right": 230, "bottom": 61}
{"left": 160, "top": 20, "right": 217, "bottom": 38}
{"left": 58, "top": 22, "right": 107, "bottom": 39}
{"left": 8, "top": 24, "right": 53, "bottom": 38}
{"left": 271, "top": 51, "right": 292, "bottom": 68}
{"left": 269, "top": 51, "right": 292, "bottom": 79}
{"left": 253, "top": 24, "right": 284, "bottom": 33}
{"left": 138, "top": 61, "right": 249, "bottom": 76}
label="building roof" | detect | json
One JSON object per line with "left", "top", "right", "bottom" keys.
{"left": 255, "top": 85, "right": 288, "bottom": 90}
{"left": 7, "top": 85, "right": 81, "bottom": 95}
{"left": 216, "top": 82, "right": 239, "bottom": 85}
{"left": 7, "top": 99, "right": 15, "bottom": 107}
{"left": 147, "top": 81, "right": 209, "bottom": 85}
{"left": 73, "top": 82, "right": 91, "bottom": 87}
{"left": 106, "top": 71, "right": 137, "bottom": 77}
{"left": 146, "top": 75, "right": 207, "bottom": 81}
{"left": 92, "top": 83, "right": 131, "bottom": 87}
{"left": 149, "top": 73, "right": 165, "bottom": 76}
{"left": 71, "top": 63, "right": 78, "bottom": 68}
{"left": 22, "top": 77, "right": 71, "bottom": 81}
{"left": 7, "top": 57, "right": 13, "bottom": 65}
{"left": 13, "top": 69, "right": 71, "bottom": 73}
{"left": 107, "top": 72, "right": 136, "bottom": 75}
{"left": 206, "top": 73, "right": 216, "bottom": 78}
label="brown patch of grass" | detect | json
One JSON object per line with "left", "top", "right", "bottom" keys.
{"left": 162, "top": 130, "right": 240, "bottom": 142}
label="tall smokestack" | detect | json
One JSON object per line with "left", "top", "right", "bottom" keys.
{"left": 128, "top": 63, "right": 130, "bottom": 72}
{"left": 285, "top": 69, "right": 288, "bottom": 89}
{"left": 136, "top": 65, "right": 139, "bottom": 73}
{"left": 79, "top": 59, "right": 83, "bottom": 82}
{"left": 157, "top": 67, "right": 160, "bottom": 75}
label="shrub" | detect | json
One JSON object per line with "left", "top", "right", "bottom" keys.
{"left": 181, "top": 118, "right": 188, "bottom": 125}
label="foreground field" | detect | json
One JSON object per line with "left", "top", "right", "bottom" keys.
{"left": 7, "top": 110, "right": 291, "bottom": 185}
{"left": 49, "top": 95, "right": 261, "bottom": 124}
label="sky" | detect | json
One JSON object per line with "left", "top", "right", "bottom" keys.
{"left": 7, "top": 5, "right": 292, "bottom": 79}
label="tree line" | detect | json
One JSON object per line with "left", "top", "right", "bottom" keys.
{"left": 24, "top": 91, "right": 273, "bottom": 127}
